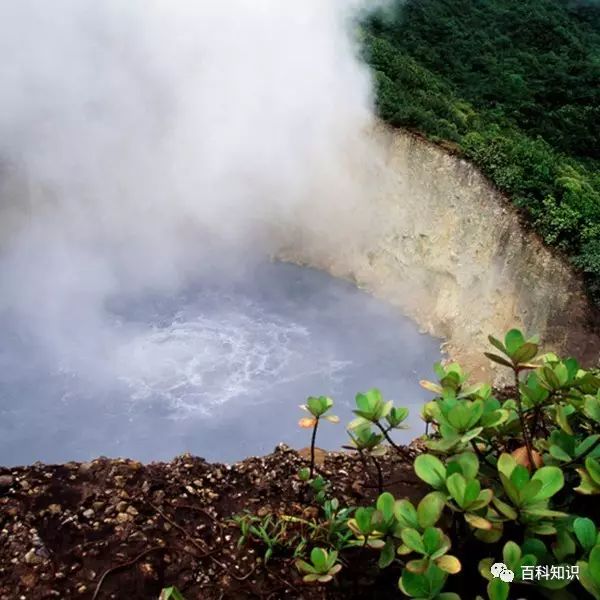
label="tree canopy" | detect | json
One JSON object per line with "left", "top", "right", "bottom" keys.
{"left": 362, "top": 0, "right": 600, "bottom": 301}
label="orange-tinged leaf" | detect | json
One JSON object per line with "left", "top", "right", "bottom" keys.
{"left": 298, "top": 418, "right": 317, "bottom": 428}
{"left": 464, "top": 513, "right": 493, "bottom": 530}
{"left": 436, "top": 555, "right": 462, "bottom": 574}
{"left": 511, "top": 446, "right": 543, "bottom": 471}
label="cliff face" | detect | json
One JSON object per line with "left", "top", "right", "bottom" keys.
{"left": 279, "top": 126, "right": 599, "bottom": 379}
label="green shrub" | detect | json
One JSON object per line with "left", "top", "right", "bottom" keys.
{"left": 232, "top": 329, "right": 600, "bottom": 598}
{"left": 361, "top": 0, "right": 600, "bottom": 303}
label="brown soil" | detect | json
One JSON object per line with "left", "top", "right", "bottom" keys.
{"left": 0, "top": 444, "right": 426, "bottom": 600}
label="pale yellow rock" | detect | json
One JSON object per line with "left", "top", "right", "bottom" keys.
{"left": 276, "top": 125, "right": 598, "bottom": 382}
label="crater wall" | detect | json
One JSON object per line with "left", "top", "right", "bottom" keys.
{"left": 278, "top": 126, "right": 599, "bottom": 379}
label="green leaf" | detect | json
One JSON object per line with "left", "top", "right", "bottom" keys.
{"left": 578, "top": 559, "right": 600, "bottom": 598}
{"left": 463, "top": 479, "right": 481, "bottom": 507}
{"left": 484, "top": 352, "right": 514, "bottom": 368}
{"left": 488, "top": 335, "right": 507, "bottom": 354}
{"left": 400, "top": 569, "right": 430, "bottom": 597}
{"left": 460, "top": 427, "right": 483, "bottom": 443}
{"left": 487, "top": 578, "right": 509, "bottom": 600}
{"left": 160, "top": 588, "right": 186, "bottom": 600}
{"left": 307, "top": 396, "right": 325, "bottom": 416}
{"left": 499, "top": 473, "right": 520, "bottom": 505}
{"left": 549, "top": 445, "right": 572, "bottom": 462}
{"left": 378, "top": 537, "right": 395, "bottom": 569}
{"left": 553, "top": 530, "right": 576, "bottom": 562}
{"left": 512, "top": 342, "right": 538, "bottom": 364}
{"left": 354, "top": 507, "right": 373, "bottom": 534}
{"left": 325, "top": 550, "right": 338, "bottom": 570}
{"left": 492, "top": 497, "right": 518, "bottom": 520}
{"left": 587, "top": 457, "right": 600, "bottom": 485}
{"left": 448, "top": 452, "right": 479, "bottom": 479}
{"left": 505, "top": 329, "right": 525, "bottom": 356}
{"left": 355, "top": 392, "right": 370, "bottom": 413}
{"left": 502, "top": 541, "right": 521, "bottom": 570}
{"left": 401, "top": 528, "right": 426, "bottom": 554}
{"left": 584, "top": 396, "right": 600, "bottom": 422}
{"left": 422, "top": 527, "right": 443, "bottom": 555}
{"left": 589, "top": 546, "right": 600, "bottom": 587}
{"left": 521, "top": 538, "right": 549, "bottom": 563}
{"left": 446, "top": 473, "right": 467, "bottom": 508}
{"left": 528, "top": 522, "right": 557, "bottom": 535}
{"left": 574, "top": 517, "right": 597, "bottom": 552}
{"left": 478, "top": 558, "right": 494, "bottom": 581}
{"left": 555, "top": 363, "right": 569, "bottom": 386}
{"left": 447, "top": 403, "right": 474, "bottom": 431}
{"left": 518, "top": 479, "right": 543, "bottom": 505}
{"left": 311, "top": 397, "right": 325, "bottom": 415}
{"left": 469, "top": 488, "right": 493, "bottom": 510}
{"left": 414, "top": 454, "right": 447, "bottom": 489}
{"left": 310, "top": 547, "right": 328, "bottom": 572}
{"left": 530, "top": 466, "right": 564, "bottom": 501}
{"left": 575, "top": 467, "right": 600, "bottom": 495}
{"left": 387, "top": 406, "right": 409, "bottom": 427}
{"left": 417, "top": 492, "right": 446, "bottom": 529}
{"left": 543, "top": 366, "right": 562, "bottom": 389}
{"left": 295, "top": 559, "right": 317, "bottom": 574}
{"left": 497, "top": 453, "right": 517, "bottom": 479}
{"left": 395, "top": 499, "right": 419, "bottom": 529}
{"left": 298, "top": 467, "right": 311, "bottom": 481}
{"left": 521, "top": 507, "right": 568, "bottom": 519}
{"left": 475, "top": 522, "right": 503, "bottom": 543}
{"left": 510, "top": 465, "right": 530, "bottom": 489}
{"left": 377, "top": 492, "right": 396, "bottom": 522}
{"left": 481, "top": 409, "right": 509, "bottom": 428}
{"left": 427, "top": 563, "right": 447, "bottom": 596}
{"left": 556, "top": 404, "right": 574, "bottom": 435}
{"left": 576, "top": 435, "right": 600, "bottom": 458}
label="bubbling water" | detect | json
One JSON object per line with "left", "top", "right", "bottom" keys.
{"left": 0, "top": 262, "right": 441, "bottom": 466}
{"left": 116, "top": 295, "right": 349, "bottom": 416}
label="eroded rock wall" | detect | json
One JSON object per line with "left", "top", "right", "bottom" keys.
{"left": 278, "top": 126, "right": 599, "bottom": 379}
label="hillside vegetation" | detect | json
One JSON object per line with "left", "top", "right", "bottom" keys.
{"left": 362, "top": 0, "right": 600, "bottom": 301}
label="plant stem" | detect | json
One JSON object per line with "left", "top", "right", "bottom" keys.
{"left": 370, "top": 455, "right": 384, "bottom": 494}
{"left": 310, "top": 417, "right": 320, "bottom": 479}
{"left": 470, "top": 440, "right": 496, "bottom": 468}
{"left": 563, "top": 436, "right": 600, "bottom": 468}
{"left": 374, "top": 421, "right": 403, "bottom": 453}
{"left": 356, "top": 448, "right": 371, "bottom": 481}
{"left": 514, "top": 368, "right": 536, "bottom": 470}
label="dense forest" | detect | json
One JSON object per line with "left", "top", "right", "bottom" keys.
{"left": 362, "top": 0, "right": 600, "bottom": 301}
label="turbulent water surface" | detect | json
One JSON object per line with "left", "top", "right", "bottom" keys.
{"left": 0, "top": 262, "right": 440, "bottom": 466}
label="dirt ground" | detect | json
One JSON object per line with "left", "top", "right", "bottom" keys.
{"left": 0, "top": 444, "right": 426, "bottom": 599}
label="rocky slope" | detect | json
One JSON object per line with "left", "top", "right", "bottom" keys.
{"left": 279, "top": 125, "right": 600, "bottom": 380}
{"left": 0, "top": 445, "right": 423, "bottom": 599}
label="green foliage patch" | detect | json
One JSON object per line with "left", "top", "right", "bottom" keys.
{"left": 219, "top": 330, "right": 600, "bottom": 599}
{"left": 361, "top": 0, "right": 600, "bottom": 302}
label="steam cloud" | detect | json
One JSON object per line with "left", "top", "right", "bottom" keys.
{"left": 0, "top": 1, "right": 383, "bottom": 378}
